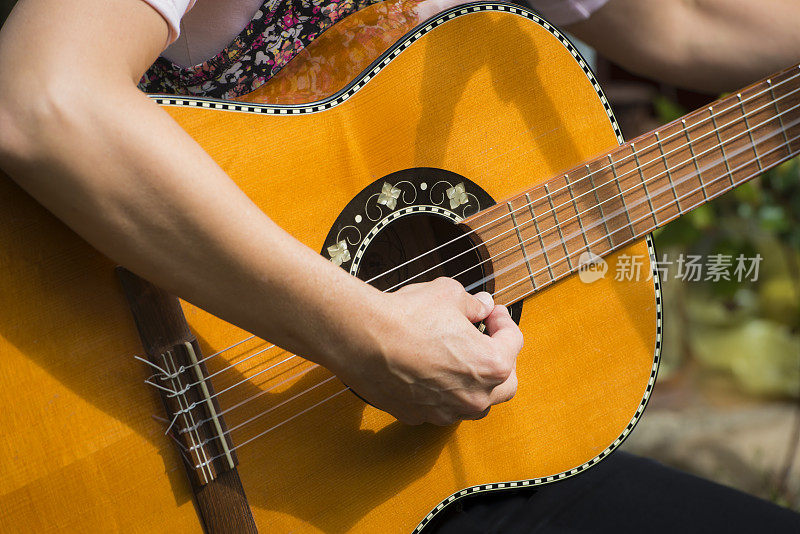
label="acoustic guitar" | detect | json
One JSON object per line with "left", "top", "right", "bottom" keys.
{"left": 1, "top": 1, "right": 798, "bottom": 532}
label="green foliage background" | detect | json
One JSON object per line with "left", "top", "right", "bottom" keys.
{"left": 652, "top": 95, "right": 800, "bottom": 398}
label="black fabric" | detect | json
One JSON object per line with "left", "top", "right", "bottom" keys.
{"left": 428, "top": 452, "right": 800, "bottom": 533}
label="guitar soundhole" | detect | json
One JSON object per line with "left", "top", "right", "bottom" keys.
{"left": 356, "top": 213, "right": 486, "bottom": 293}
{"left": 321, "top": 167, "right": 521, "bottom": 323}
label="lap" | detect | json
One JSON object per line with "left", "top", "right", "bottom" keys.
{"left": 427, "top": 452, "right": 800, "bottom": 533}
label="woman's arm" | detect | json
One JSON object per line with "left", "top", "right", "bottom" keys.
{"left": 0, "top": 0, "right": 521, "bottom": 425}
{"left": 566, "top": 0, "right": 800, "bottom": 93}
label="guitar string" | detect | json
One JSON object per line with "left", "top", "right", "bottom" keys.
{"left": 175, "top": 117, "right": 799, "bottom": 449}
{"left": 379, "top": 83, "right": 800, "bottom": 293}
{"left": 198, "top": 335, "right": 260, "bottom": 366}
{"left": 164, "top": 70, "right": 800, "bottom": 376}
{"left": 187, "top": 129, "right": 800, "bottom": 469}
{"left": 209, "top": 363, "right": 320, "bottom": 420}
{"left": 461, "top": 111, "right": 800, "bottom": 294}
{"left": 168, "top": 92, "right": 800, "bottom": 431}
{"left": 162, "top": 357, "right": 312, "bottom": 426}
{"left": 175, "top": 107, "right": 797, "bottom": 436}
{"left": 487, "top": 122, "right": 800, "bottom": 300}
{"left": 170, "top": 99, "right": 800, "bottom": 447}
{"left": 164, "top": 75, "right": 800, "bottom": 401}
{"left": 359, "top": 70, "right": 800, "bottom": 290}
{"left": 170, "top": 91, "right": 800, "bottom": 403}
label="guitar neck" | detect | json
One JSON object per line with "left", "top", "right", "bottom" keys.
{"left": 464, "top": 64, "right": 800, "bottom": 305}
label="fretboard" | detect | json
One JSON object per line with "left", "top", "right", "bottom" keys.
{"left": 464, "top": 64, "right": 800, "bottom": 305}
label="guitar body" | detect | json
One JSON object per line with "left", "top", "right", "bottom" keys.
{"left": 0, "top": 2, "right": 659, "bottom": 532}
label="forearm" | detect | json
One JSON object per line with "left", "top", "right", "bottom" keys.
{"left": 567, "top": 0, "right": 800, "bottom": 93}
{"left": 0, "top": 84, "right": 525, "bottom": 424}
{"left": 0, "top": 11, "right": 383, "bottom": 374}
{"left": 0, "top": 0, "right": 523, "bottom": 427}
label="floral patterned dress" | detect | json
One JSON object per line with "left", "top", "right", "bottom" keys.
{"left": 138, "top": 0, "right": 383, "bottom": 100}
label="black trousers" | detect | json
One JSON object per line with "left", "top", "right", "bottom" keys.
{"left": 430, "top": 452, "right": 800, "bottom": 533}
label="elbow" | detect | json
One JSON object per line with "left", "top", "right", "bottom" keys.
{"left": 0, "top": 79, "right": 89, "bottom": 175}
{"left": 0, "top": 89, "right": 49, "bottom": 170}
{"left": 0, "top": 93, "right": 32, "bottom": 170}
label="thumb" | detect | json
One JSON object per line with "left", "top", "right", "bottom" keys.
{"left": 485, "top": 305, "right": 524, "bottom": 358}
{"left": 463, "top": 291, "right": 494, "bottom": 323}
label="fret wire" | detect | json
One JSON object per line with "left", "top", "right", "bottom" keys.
{"left": 459, "top": 106, "right": 800, "bottom": 302}
{"left": 586, "top": 164, "right": 615, "bottom": 248}
{"left": 709, "top": 106, "right": 736, "bottom": 186}
{"left": 654, "top": 131, "right": 682, "bottom": 215}
{"left": 176, "top": 74, "right": 800, "bottom": 376}
{"left": 681, "top": 119, "right": 708, "bottom": 199}
{"left": 501, "top": 138, "right": 800, "bottom": 305}
{"left": 199, "top": 126, "right": 800, "bottom": 463}
{"left": 631, "top": 142, "right": 658, "bottom": 225}
{"left": 507, "top": 201, "right": 536, "bottom": 289}
{"left": 544, "top": 183, "right": 573, "bottom": 269}
{"left": 607, "top": 154, "right": 635, "bottom": 237}
{"left": 170, "top": 84, "right": 800, "bottom": 426}
{"left": 177, "top": 76, "right": 800, "bottom": 378}
{"left": 170, "top": 98, "right": 800, "bottom": 467}
{"left": 526, "top": 193, "right": 555, "bottom": 281}
{"left": 363, "top": 71, "right": 800, "bottom": 302}
{"left": 507, "top": 147, "right": 799, "bottom": 307}
{"left": 737, "top": 93, "right": 764, "bottom": 171}
{"left": 355, "top": 73, "right": 800, "bottom": 305}
{"left": 767, "top": 78, "right": 792, "bottom": 147}
{"left": 489, "top": 115, "right": 800, "bottom": 300}
{"left": 564, "top": 173, "right": 592, "bottom": 251}
{"left": 250, "top": 115, "right": 800, "bottom": 456}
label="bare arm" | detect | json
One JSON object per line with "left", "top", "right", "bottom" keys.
{"left": 0, "top": 0, "right": 521, "bottom": 425}
{"left": 566, "top": 0, "right": 800, "bottom": 93}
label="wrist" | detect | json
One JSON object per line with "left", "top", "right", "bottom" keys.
{"left": 318, "top": 281, "right": 394, "bottom": 377}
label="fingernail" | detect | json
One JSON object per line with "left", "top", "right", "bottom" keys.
{"left": 475, "top": 292, "right": 494, "bottom": 310}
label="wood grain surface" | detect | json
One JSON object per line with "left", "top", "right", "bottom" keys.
{"left": 0, "top": 2, "right": 658, "bottom": 532}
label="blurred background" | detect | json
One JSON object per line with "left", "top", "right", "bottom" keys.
{"left": 1, "top": 0, "right": 798, "bottom": 512}
{"left": 594, "top": 59, "right": 800, "bottom": 510}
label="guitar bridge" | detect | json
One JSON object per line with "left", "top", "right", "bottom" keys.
{"left": 117, "top": 268, "right": 237, "bottom": 486}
